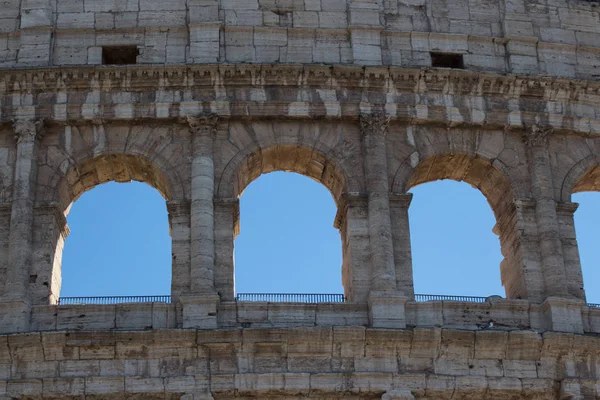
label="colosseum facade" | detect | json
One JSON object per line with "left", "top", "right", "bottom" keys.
{"left": 0, "top": 0, "right": 600, "bottom": 398}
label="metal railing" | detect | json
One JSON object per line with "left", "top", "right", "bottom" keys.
{"left": 235, "top": 293, "right": 345, "bottom": 303}
{"left": 58, "top": 295, "right": 171, "bottom": 305}
{"left": 415, "top": 294, "right": 488, "bottom": 303}
{"left": 588, "top": 303, "right": 600, "bottom": 308}
{"left": 56, "top": 293, "right": 501, "bottom": 305}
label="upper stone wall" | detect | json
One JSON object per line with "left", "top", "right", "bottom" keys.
{"left": 0, "top": 0, "right": 599, "bottom": 79}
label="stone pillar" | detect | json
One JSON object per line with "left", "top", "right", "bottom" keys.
{"left": 361, "top": 113, "right": 407, "bottom": 328}
{"left": 335, "top": 193, "right": 370, "bottom": 303}
{"left": 556, "top": 202, "right": 585, "bottom": 301}
{"left": 360, "top": 113, "right": 397, "bottom": 292}
{"left": 522, "top": 126, "right": 569, "bottom": 299}
{"left": 214, "top": 198, "right": 239, "bottom": 302}
{"left": 5, "top": 120, "right": 42, "bottom": 302}
{"left": 167, "top": 200, "right": 191, "bottom": 302}
{"left": 187, "top": 114, "right": 219, "bottom": 295}
{"left": 497, "top": 199, "right": 546, "bottom": 303}
{"left": 0, "top": 120, "right": 42, "bottom": 333}
{"left": 181, "top": 115, "right": 220, "bottom": 329}
{"left": 389, "top": 193, "right": 414, "bottom": 297}
{"left": 31, "top": 203, "right": 69, "bottom": 305}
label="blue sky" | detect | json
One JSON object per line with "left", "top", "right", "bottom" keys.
{"left": 60, "top": 172, "right": 600, "bottom": 304}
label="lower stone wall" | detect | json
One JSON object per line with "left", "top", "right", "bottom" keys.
{"left": 27, "top": 300, "right": 600, "bottom": 334}
{"left": 1, "top": 326, "right": 598, "bottom": 399}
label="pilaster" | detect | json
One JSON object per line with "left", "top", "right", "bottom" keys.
{"left": 31, "top": 202, "right": 69, "bottom": 305}
{"left": 497, "top": 198, "right": 546, "bottom": 302}
{"left": 360, "top": 113, "right": 397, "bottom": 293}
{"left": 556, "top": 201, "right": 585, "bottom": 301}
{"left": 167, "top": 200, "right": 191, "bottom": 302}
{"left": 522, "top": 125, "right": 569, "bottom": 300}
{"left": 188, "top": 114, "right": 219, "bottom": 295}
{"left": 389, "top": 193, "right": 414, "bottom": 298}
{"left": 1, "top": 119, "right": 43, "bottom": 333}
{"left": 5, "top": 120, "right": 43, "bottom": 302}
{"left": 214, "top": 197, "right": 239, "bottom": 302}
{"left": 334, "top": 192, "right": 370, "bottom": 303}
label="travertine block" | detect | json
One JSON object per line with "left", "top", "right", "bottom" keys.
{"left": 368, "top": 292, "right": 408, "bottom": 328}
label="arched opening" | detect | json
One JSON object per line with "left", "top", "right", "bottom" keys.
{"left": 409, "top": 180, "right": 504, "bottom": 297}
{"left": 571, "top": 192, "right": 600, "bottom": 304}
{"left": 60, "top": 181, "right": 171, "bottom": 298}
{"left": 234, "top": 172, "right": 343, "bottom": 295}
{"left": 558, "top": 158, "right": 600, "bottom": 302}
{"left": 216, "top": 144, "right": 354, "bottom": 301}
{"left": 33, "top": 153, "right": 178, "bottom": 305}
{"left": 403, "top": 154, "right": 520, "bottom": 299}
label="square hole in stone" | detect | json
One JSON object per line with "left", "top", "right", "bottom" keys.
{"left": 431, "top": 52, "right": 465, "bottom": 69}
{"left": 102, "top": 46, "right": 139, "bottom": 65}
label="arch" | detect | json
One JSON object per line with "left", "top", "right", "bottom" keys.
{"left": 36, "top": 122, "right": 189, "bottom": 211}
{"left": 60, "top": 181, "right": 172, "bottom": 299}
{"left": 234, "top": 171, "right": 343, "bottom": 294}
{"left": 560, "top": 154, "right": 600, "bottom": 202}
{"left": 214, "top": 143, "right": 361, "bottom": 301}
{"left": 394, "top": 152, "right": 532, "bottom": 300}
{"left": 217, "top": 144, "right": 350, "bottom": 204}
{"left": 558, "top": 154, "right": 600, "bottom": 301}
{"left": 55, "top": 153, "right": 176, "bottom": 214}
{"left": 396, "top": 153, "right": 517, "bottom": 221}
{"left": 32, "top": 152, "right": 182, "bottom": 305}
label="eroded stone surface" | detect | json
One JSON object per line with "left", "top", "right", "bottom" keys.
{"left": 0, "top": 0, "right": 599, "bottom": 397}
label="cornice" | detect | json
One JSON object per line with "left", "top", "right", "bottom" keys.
{"left": 0, "top": 64, "right": 599, "bottom": 98}
{"left": 0, "top": 64, "right": 599, "bottom": 137}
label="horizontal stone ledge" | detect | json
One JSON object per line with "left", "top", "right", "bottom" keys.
{"left": 0, "top": 374, "right": 563, "bottom": 398}
{"left": 2, "top": 104, "right": 598, "bottom": 137}
{"left": 1, "top": 64, "right": 599, "bottom": 95}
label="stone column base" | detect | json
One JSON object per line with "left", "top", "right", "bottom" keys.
{"left": 368, "top": 291, "right": 408, "bottom": 329}
{"left": 0, "top": 300, "right": 31, "bottom": 334}
{"left": 179, "top": 295, "right": 220, "bottom": 329}
{"left": 382, "top": 390, "right": 415, "bottom": 400}
{"left": 180, "top": 392, "right": 214, "bottom": 400}
{"left": 542, "top": 297, "right": 585, "bottom": 333}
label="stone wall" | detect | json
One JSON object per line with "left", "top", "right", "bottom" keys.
{"left": 0, "top": 326, "right": 597, "bottom": 399}
{"left": 0, "top": 0, "right": 599, "bottom": 79}
{"left": 0, "top": 65, "right": 599, "bottom": 325}
{"left": 1, "top": 0, "right": 600, "bottom": 396}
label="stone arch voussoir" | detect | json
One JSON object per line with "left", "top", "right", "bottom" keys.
{"left": 216, "top": 143, "right": 355, "bottom": 206}
{"left": 51, "top": 152, "right": 183, "bottom": 214}
{"left": 560, "top": 154, "right": 600, "bottom": 202}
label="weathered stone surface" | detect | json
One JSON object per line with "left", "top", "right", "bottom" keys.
{"left": 0, "top": 0, "right": 598, "bottom": 397}
{"left": 0, "top": 327, "right": 595, "bottom": 398}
